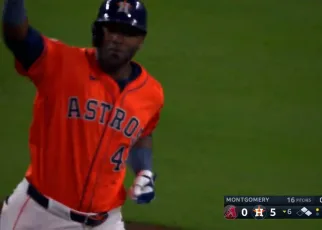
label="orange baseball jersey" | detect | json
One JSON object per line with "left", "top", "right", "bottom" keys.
{"left": 14, "top": 36, "right": 164, "bottom": 213}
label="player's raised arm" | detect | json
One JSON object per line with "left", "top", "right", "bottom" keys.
{"left": 2, "top": 0, "right": 69, "bottom": 89}
{"left": 2, "top": 0, "right": 28, "bottom": 40}
{"left": 2, "top": 0, "right": 45, "bottom": 71}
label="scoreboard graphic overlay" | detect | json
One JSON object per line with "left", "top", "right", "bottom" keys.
{"left": 224, "top": 196, "right": 322, "bottom": 220}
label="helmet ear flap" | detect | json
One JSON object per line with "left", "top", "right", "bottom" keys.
{"left": 91, "top": 22, "right": 104, "bottom": 47}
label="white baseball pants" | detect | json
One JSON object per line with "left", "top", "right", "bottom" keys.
{"left": 0, "top": 179, "right": 125, "bottom": 230}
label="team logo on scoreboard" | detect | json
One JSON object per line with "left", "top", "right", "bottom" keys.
{"left": 224, "top": 205, "right": 238, "bottom": 219}
{"left": 252, "top": 205, "right": 267, "bottom": 220}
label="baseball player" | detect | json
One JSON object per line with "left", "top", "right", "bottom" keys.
{"left": 1, "top": 0, "right": 164, "bottom": 229}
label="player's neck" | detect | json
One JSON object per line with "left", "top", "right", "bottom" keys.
{"left": 107, "top": 62, "right": 132, "bottom": 81}
{"left": 97, "top": 58, "right": 132, "bottom": 81}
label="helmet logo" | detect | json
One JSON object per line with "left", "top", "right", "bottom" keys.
{"left": 117, "top": 1, "right": 132, "bottom": 14}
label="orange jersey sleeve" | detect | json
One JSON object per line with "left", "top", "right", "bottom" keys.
{"left": 141, "top": 76, "right": 164, "bottom": 137}
{"left": 141, "top": 87, "right": 164, "bottom": 138}
{"left": 14, "top": 36, "right": 67, "bottom": 89}
{"left": 141, "top": 108, "right": 161, "bottom": 137}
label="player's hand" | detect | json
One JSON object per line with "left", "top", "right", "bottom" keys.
{"left": 129, "top": 170, "right": 156, "bottom": 204}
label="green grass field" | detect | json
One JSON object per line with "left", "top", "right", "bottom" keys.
{"left": 1, "top": 0, "right": 322, "bottom": 229}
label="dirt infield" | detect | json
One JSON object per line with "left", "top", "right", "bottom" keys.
{"left": 125, "top": 221, "right": 183, "bottom": 230}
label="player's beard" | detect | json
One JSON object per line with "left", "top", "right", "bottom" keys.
{"left": 97, "top": 45, "right": 138, "bottom": 74}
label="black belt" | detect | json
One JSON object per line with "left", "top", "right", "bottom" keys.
{"left": 27, "top": 183, "right": 108, "bottom": 227}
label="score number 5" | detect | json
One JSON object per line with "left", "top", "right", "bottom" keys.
{"left": 270, "top": 208, "right": 276, "bottom": 216}
{"left": 270, "top": 208, "right": 292, "bottom": 217}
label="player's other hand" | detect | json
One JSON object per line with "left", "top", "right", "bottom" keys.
{"left": 129, "top": 170, "right": 156, "bottom": 204}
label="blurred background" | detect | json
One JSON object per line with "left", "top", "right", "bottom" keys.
{"left": 0, "top": 0, "right": 322, "bottom": 229}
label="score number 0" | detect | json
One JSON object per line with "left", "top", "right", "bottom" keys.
{"left": 240, "top": 208, "right": 278, "bottom": 217}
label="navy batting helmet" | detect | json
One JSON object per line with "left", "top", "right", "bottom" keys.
{"left": 92, "top": 0, "right": 147, "bottom": 46}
